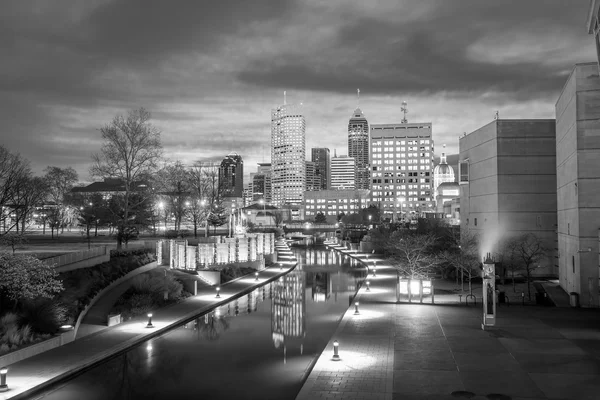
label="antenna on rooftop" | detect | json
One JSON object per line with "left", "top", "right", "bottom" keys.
{"left": 401, "top": 101, "right": 408, "bottom": 124}
{"left": 357, "top": 88, "right": 360, "bottom": 108}
{"left": 284, "top": 91, "right": 287, "bottom": 105}
{"left": 494, "top": 110, "right": 499, "bottom": 120}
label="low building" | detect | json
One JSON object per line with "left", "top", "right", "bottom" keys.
{"left": 304, "top": 189, "right": 370, "bottom": 224}
{"left": 442, "top": 198, "right": 460, "bottom": 226}
{"left": 435, "top": 182, "right": 460, "bottom": 213}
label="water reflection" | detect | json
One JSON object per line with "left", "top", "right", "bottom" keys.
{"left": 37, "top": 246, "right": 367, "bottom": 400}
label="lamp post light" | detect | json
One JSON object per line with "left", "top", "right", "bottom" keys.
{"left": 216, "top": 286, "right": 221, "bottom": 298}
{"left": 146, "top": 313, "right": 154, "bottom": 328}
{"left": 366, "top": 280, "right": 371, "bottom": 291}
{"left": 373, "top": 262, "right": 377, "bottom": 277}
{"left": 255, "top": 271, "right": 259, "bottom": 281}
{"left": 354, "top": 302, "right": 360, "bottom": 315}
{"left": 279, "top": 263, "right": 283, "bottom": 271}
{"left": 0, "top": 367, "right": 8, "bottom": 392}
{"left": 332, "top": 340, "right": 341, "bottom": 361}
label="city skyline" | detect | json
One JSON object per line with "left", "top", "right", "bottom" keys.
{"left": 0, "top": 0, "right": 594, "bottom": 182}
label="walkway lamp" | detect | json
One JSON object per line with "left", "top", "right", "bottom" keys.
{"left": 255, "top": 271, "right": 259, "bottom": 281}
{"left": 216, "top": 286, "right": 221, "bottom": 298}
{"left": 0, "top": 367, "right": 8, "bottom": 392}
{"left": 354, "top": 302, "right": 360, "bottom": 315}
{"left": 332, "top": 340, "right": 341, "bottom": 361}
{"left": 146, "top": 313, "right": 154, "bottom": 328}
{"left": 366, "top": 280, "right": 370, "bottom": 291}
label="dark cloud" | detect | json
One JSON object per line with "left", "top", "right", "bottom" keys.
{"left": 236, "top": 0, "right": 592, "bottom": 100}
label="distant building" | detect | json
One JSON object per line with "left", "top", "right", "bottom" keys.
{"left": 304, "top": 189, "right": 370, "bottom": 224}
{"left": 252, "top": 163, "right": 272, "bottom": 203}
{"left": 71, "top": 178, "right": 149, "bottom": 200}
{"left": 370, "top": 122, "right": 434, "bottom": 221}
{"left": 311, "top": 148, "right": 330, "bottom": 190}
{"left": 435, "top": 182, "right": 459, "bottom": 214}
{"left": 459, "top": 119, "right": 557, "bottom": 276}
{"left": 348, "top": 108, "right": 370, "bottom": 190}
{"left": 242, "top": 184, "right": 253, "bottom": 207}
{"left": 443, "top": 198, "right": 460, "bottom": 226}
{"left": 219, "top": 153, "right": 243, "bottom": 198}
{"left": 433, "top": 144, "right": 455, "bottom": 201}
{"left": 555, "top": 63, "right": 600, "bottom": 307}
{"left": 330, "top": 156, "right": 355, "bottom": 190}
{"left": 305, "top": 161, "right": 321, "bottom": 191}
{"left": 271, "top": 103, "right": 306, "bottom": 206}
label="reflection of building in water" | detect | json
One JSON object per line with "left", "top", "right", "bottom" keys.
{"left": 272, "top": 267, "right": 306, "bottom": 362}
{"left": 311, "top": 272, "right": 331, "bottom": 302}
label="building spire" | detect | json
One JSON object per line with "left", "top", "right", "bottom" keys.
{"left": 441, "top": 144, "right": 447, "bottom": 164}
{"left": 357, "top": 88, "right": 360, "bottom": 108}
{"left": 284, "top": 91, "right": 287, "bottom": 105}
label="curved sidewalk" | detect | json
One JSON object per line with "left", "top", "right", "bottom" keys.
{"left": 0, "top": 240, "right": 297, "bottom": 400}
{"left": 296, "top": 242, "right": 600, "bottom": 400}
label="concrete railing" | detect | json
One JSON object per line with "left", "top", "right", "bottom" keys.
{"left": 73, "top": 261, "right": 159, "bottom": 338}
{"left": 0, "top": 330, "right": 75, "bottom": 367}
{"left": 43, "top": 246, "right": 111, "bottom": 273}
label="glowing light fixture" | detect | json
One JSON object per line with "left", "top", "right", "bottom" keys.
{"left": 399, "top": 280, "right": 409, "bottom": 294}
{"left": 146, "top": 313, "right": 154, "bottom": 328}
{"left": 255, "top": 272, "right": 259, "bottom": 281}
{"left": 332, "top": 340, "right": 341, "bottom": 361}
{"left": 216, "top": 286, "right": 221, "bottom": 298}
{"left": 366, "top": 281, "right": 371, "bottom": 292}
{"left": 0, "top": 367, "right": 8, "bottom": 392}
{"left": 410, "top": 280, "right": 420, "bottom": 295}
{"left": 354, "top": 302, "right": 360, "bottom": 315}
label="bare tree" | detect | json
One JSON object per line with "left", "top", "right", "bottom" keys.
{"left": 155, "top": 161, "right": 190, "bottom": 235}
{"left": 0, "top": 146, "right": 31, "bottom": 234}
{"left": 44, "top": 166, "right": 78, "bottom": 234}
{"left": 385, "top": 231, "right": 439, "bottom": 279}
{"left": 504, "top": 233, "right": 548, "bottom": 301}
{"left": 8, "top": 176, "right": 48, "bottom": 233}
{"left": 90, "top": 108, "right": 163, "bottom": 249}
{"left": 439, "top": 229, "right": 480, "bottom": 293}
{"left": 188, "top": 161, "right": 223, "bottom": 237}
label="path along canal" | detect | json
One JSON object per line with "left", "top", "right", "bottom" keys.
{"left": 33, "top": 246, "right": 366, "bottom": 400}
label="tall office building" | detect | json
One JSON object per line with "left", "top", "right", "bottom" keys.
{"left": 219, "top": 153, "right": 243, "bottom": 198}
{"left": 348, "top": 108, "right": 369, "bottom": 190}
{"left": 305, "top": 161, "right": 321, "bottom": 191}
{"left": 252, "top": 163, "right": 272, "bottom": 203}
{"left": 330, "top": 156, "right": 356, "bottom": 190}
{"left": 433, "top": 144, "right": 455, "bottom": 200}
{"left": 271, "top": 102, "right": 306, "bottom": 206}
{"left": 311, "top": 148, "right": 330, "bottom": 190}
{"left": 370, "top": 123, "right": 434, "bottom": 221}
{"left": 587, "top": 0, "right": 600, "bottom": 69}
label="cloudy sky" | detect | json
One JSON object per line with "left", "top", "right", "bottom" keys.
{"left": 1, "top": 0, "right": 595, "bottom": 182}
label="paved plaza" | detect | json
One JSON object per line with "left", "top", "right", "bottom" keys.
{"left": 0, "top": 240, "right": 297, "bottom": 400}
{"left": 296, "top": 243, "right": 600, "bottom": 400}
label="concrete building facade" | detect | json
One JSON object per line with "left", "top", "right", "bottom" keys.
{"left": 370, "top": 123, "right": 434, "bottom": 221}
{"left": 305, "top": 161, "right": 321, "bottom": 192}
{"left": 304, "top": 189, "right": 370, "bottom": 223}
{"left": 348, "top": 108, "right": 370, "bottom": 190}
{"left": 271, "top": 104, "right": 306, "bottom": 206}
{"left": 311, "top": 148, "right": 330, "bottom": 190}
{"left": 330, "top": 156, "right": 356, "bottom": 190}
{"left": 459, "top": 119, "right": 557, "bottom": 276}
{"left": 555, "top": 62, "right": 600, "bottom": 307}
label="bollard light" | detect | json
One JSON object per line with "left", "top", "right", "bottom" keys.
{"left": 255, "top": 272, "right": 259, "bottom": 281}
{"left": 146, "top": 313, "right": 154, "bottom": 328}
{"left": 521, "top": 292, "right": 525, "bottom": 306}
{"left": 366, "top": 280, "right": 370, "bottom": 291}
{"left": 216, "top": 286, "right": 221, "bottom": 298}
{"left": 354, "top": 302, "right": 360, "bottom": 315}
{"left": 0, "top": 367, "right": 8, "bottom": 392}
{"left": 332, "top": 340, "right": 340, "bottom": 361}
{"left": 279, "top": 263, "right": 283, "bottom": 271}
{"left": 373, "top": 266, "right": 377, "bottom": 277}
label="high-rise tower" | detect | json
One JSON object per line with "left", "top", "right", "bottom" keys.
{"left": 348, "top": 105, "right": 369, "bottom": 190}
{"left": 271, "top": 98, "right": 306, "bottom": 206}
{"left": 311, "top": 148, "right": 330, "bottom": 190}
{"left": 219, "top": 153, "right": 243, "bottom": 198}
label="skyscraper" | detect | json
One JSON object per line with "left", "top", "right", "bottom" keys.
{"left": 271, "top": 101, "right": 306, "bottom": 206}
{"left": 305, "top": 161, "right": 321, "bottom": 191}
{"left": 252, "top": 163, "right": 272, "bottom": 203}
{"left": 330, "top": 156, "right": 356, "bottom": 190}
{"left": 348, "top": 108, "right": 369, "bottom": 190}
{"left": 370, "top": 123, "right": 434, "bottom": 221}
{"left": 311, "top": 148, "right": 330, "bottom": 190}
{"left": 219, "top": 153, "right": 243, "bottom": 198}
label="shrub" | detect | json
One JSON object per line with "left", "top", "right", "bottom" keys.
{"left": 219, "top": 265, "right": 257, "bottom": 283}
{"left": 110, "top": 248, "right": 154, "bottom": 258}
{"left": 131, "top": 269, "right": 184, "bottom": 302}
{"left": 128, "top": 293, "right": 154, "bottom": 317}
{"left": 19, "top": 299, "right": 69, "bottom": 334}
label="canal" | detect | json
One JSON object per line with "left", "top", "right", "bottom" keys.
{"left": 33, "top": 246, "right": 366, "bottom": 400}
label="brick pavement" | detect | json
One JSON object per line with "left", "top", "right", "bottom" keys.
{"left": 296, "top": 242, "right": 600, "bottom": 400}
{"left": 0, "top": 240, "right": 297, "bottom": 400}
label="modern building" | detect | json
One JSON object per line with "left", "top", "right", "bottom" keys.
{"left": 348, "top": 108, "right": 370, "bottom": 190}
{"left": 370, "top": 122, "right": 434, "bottom": 221}
{"left": 459, "top": 119, "right": 557, "bottom": 276}
{"left": 433, "top": 144, "right": 456, "bottom": 201}
{"left": 305, "top": 161, "right": 321, "bottom": 192}
{"left": 271, "top": 103, "right": 306, "bottom": 206}
{"left": 435, "top": 182, "right": 460, "bottom": 214}
{"left": 311, "top": 148, "right": 330, "bottom": 190}
{"left": 242, "top": 183, "right": 253, "bottom": 207}
{"left": 587, "top": 0, "right": 600, "bottom": 68}
{"left": 330, "top": 156, "right": 356, "bottom": 190}
{"left": 252, "top": 163, "right": 272, "bottom": 203}
{"left": 555, "top": 62, "right": 600, "bottom": 307}
{"left": 219, "top": 153, "right": 243, "bottom": 198}
{"left": 443, "top": 198, "right": 461, "bottom": 226}
{"left": 304, "top": 189, "right": 370, "bottom": 223}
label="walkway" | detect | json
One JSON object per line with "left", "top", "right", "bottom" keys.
{"left": 296, "top": 242, "right": 600, "bottom": 400}
{"left": 0, "top": 240, "right": 297, "bottom": 400}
